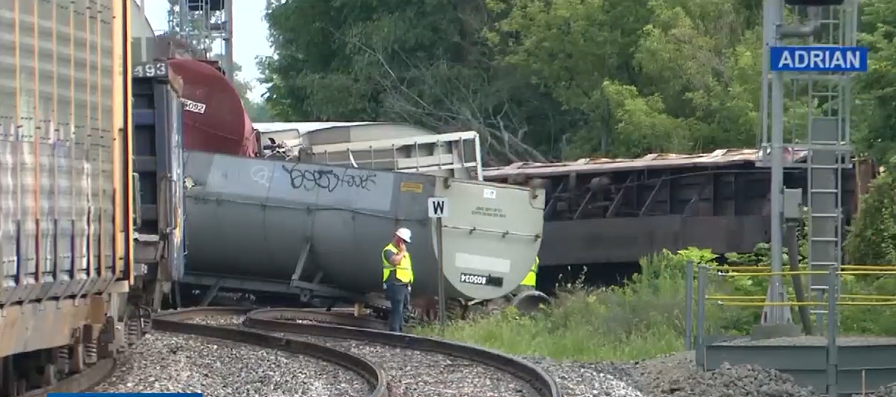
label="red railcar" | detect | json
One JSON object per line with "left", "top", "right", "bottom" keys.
{"left": 167, "top": 58, "right": 258, "bottom": 156}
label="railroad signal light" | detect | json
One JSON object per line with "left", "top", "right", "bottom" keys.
{"left": 784, "top": 0, "right": 844, "bottom": 6}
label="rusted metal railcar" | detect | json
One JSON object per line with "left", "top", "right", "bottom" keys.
{"left": 0, "top": 1, "right": 149, "bottom": 393}
{"left": 483, "top": 149, "right": 860, "bottom": 267}
{"left": 168, "top": 58, "right": 257, "bottom": 157}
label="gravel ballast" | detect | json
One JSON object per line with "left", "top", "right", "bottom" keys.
{"left": 95, "top": 330, "right": 371, "bottom": 397}
{"left": 305, "top": 336, "right": 534, "bottom": 397}
{"left": 126, "top": 315, "right": 536, "bottom": 397}
{"left": 525, "top": 351, "right": 821, "bottom": 397}
{"left": 103, "top": 314, "right": 896, "bottom": 397}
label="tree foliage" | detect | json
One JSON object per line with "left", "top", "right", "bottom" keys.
{"left": 844, "top": 0, "right": 896, "bottom": 265}
{"left": 210, "top": 54, "right": 273, "bottom": 122}
{"left": 258, "top": 0, "right": 896, "bottom": 163}
{"left": 846, "top": 170, "right": 896, "bottom": 265}
{"left": 259, "top": 0, "right": 579, "bottom": 163}
{"left": 855, "top": 0, "right": 896, "bottom": 163}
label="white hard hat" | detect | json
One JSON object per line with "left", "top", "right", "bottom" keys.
{"left": 395, "top": 227, "right": 412, "bottom": 243}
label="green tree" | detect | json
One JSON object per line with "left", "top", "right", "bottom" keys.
{"left": 855, "top": 0, "right": 896, "bottom": 164}
{"left": 211, "top": 54, "right": 273, "bottom": 122}
{"left": 846, "top": 170, "right": 896, "bottom": 265}
{"left": 257, "top": 0, "right": 896, "bottom": 163}
{"left": 489, "top": 0, "right": 763, "bottom": 158}
{"left": 258, "top": 0, "right": 574, "bottom": 163}
{"left": 841, "top": 0, "right": 896, "bottom": 266}
{"left": 245, "top": 99, "right": 273, "bottom": 122}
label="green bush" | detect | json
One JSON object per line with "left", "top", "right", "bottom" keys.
{"left": 842, "top": 163, "right": 896, "bottom": 333}
{"left": 417, "top": 244, "right": 896, "bottom": 362}
{"left": 416, "top": 248, "right": 754, "bottom": 361}
{"left": 845, "top": 167, "right": 896, "bottom": 265}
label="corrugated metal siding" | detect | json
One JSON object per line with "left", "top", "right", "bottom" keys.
{"left": 0, "top": 0, "right": 120, "bottom": 304}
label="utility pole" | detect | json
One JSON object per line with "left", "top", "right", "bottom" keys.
{"left": 758, "top": 0, "right": 862, "bottom": 331}
{"left": 758, "top": 1, "right": 865, "bottom": 394}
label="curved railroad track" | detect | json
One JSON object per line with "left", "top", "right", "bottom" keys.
{"left": 141, "top": 307, "right": 562, "bottom": 397}
{"left": 150, "top": 307, "right": 388, "bottom": 397}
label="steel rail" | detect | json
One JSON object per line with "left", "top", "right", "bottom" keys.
{"left": 245, "top": 308, "right": 563, "bottom": 397}
{"left": 21, "top": 358, "right": 115, "bottom": 396}
{"left": 152, "top": 307, "right": 388, "bottom": 397}
{"left": 271, "top": 307, "right": 391, "bottom": 330}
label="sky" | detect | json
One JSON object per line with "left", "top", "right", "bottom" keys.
{"left": 138, "top": 0, "right": 273, "bottom": 101}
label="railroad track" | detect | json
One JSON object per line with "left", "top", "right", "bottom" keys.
{"left": 19, "top": 359, "right": 115, "bottom": 397}
{"left": 105, "top": 307, "right": 561, "bottom": 397}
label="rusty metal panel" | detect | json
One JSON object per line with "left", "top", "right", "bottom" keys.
{"left": 483, "top": 148, "right": 811, "bottom": 180}
{"left": 0, "top": 299, "right": 94, "bottom": 357}
{"left": 169, "top": 58, "right": 257, "bottom": 156}
{"left": 538, "top": 216, "right": 770, "bottom": 265}
{"left": 0, "top": 0, "right": 120, "bottom": 305}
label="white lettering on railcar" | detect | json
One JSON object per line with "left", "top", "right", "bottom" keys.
{"left": 460, "top": 273, "right": 489, "bottom": 285}
{"left": 182, "top": 99, "right": 207, "bottom": 114}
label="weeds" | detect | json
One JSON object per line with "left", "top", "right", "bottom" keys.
{"left": 416, "top": 247, "right": 896, "bottom": 362}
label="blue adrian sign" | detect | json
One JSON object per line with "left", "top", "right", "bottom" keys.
{"left": 770, "top": 46, "right": 868, "bottom": 72}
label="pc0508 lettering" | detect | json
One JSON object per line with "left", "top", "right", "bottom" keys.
{"left": 459, "top": 273, "right": 488, "bottom": 285}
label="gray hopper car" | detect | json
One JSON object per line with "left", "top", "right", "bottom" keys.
{"left": 182, "top": 151, "right": 546, "bottom": 302}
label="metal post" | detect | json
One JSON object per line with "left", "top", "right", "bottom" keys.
{"left": 223, "top": 0, "right": 234, "bottom": 83}
{"left": 766, "top": 0, "right": 787, "bottom": 324}
{"left": 826, "top": 266, "right": 839, "bottom": 396}
{"left": 173, "top": 281, "right": 182, "bottom": 309}
{"left": 685, "top": 260, "right": 694, "bottom": 350}
{"left": 696, "top": 265, "right": 707, "bottom": 369}
{"left": 788, "top": 222, "right": 813, "bottom": 335}
{"left": 178, "top": 0, "right": 189, "bottom": 39}
{"left": 437, "top": 217, "right": 446, "bottom": 330}
{"left": 473, "top": 134, "right": 484, "bottom": 181}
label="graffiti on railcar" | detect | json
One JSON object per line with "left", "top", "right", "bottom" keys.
{"left": 281, "top": 163, "right": 377, "bottom": 192}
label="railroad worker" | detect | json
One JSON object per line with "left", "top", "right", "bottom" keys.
{"left": 382, "top": 227, "right": 414, "bottom": 333}
{"left": 515, "top": 256, "right": 539, "bottom": 294}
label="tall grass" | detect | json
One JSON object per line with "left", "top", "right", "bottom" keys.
{"left": 416, "top": 248, "right": 896, "bottom": 362}
{"left": 417, "top": 251, "right": 749, "bottom": 361}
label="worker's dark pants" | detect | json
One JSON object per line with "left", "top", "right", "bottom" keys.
{"left": 385, "top": 282, "right": 410, "bottom": 333}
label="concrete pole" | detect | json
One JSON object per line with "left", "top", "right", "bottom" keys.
{"left": 764, "top": 0, "right": 786, "bottom": 324}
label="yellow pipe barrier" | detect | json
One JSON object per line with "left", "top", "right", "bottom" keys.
{"left": 714, "top": 301, "right": 896, "bottom": 306}
{"left": 841, "top": 294, "right": 896, "bottom": 300}
{"left": 840, "top": 271, "right": 896, "bottom": 275}
{"left": 706, "top": 294, "right": 896, "bottom": 300}
{"left": 716, "top": 270, "right": 896, "bottom": 277}
{"left": 844, "top": 265, "right": 896, "bottom": 270}
{"left": 713, "top": 265, "right": 896, "bottom": 271}
{"left": 718, "top": 271, "right": 827, "bottom": 276}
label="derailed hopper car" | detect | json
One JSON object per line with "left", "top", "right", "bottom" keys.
{"left": 181, "top": 152, "right": 545, "bottom": 303}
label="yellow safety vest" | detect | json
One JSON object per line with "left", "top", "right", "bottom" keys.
{"left": 382, "top": 243, "right": 414, "bottom": 283}
{"left": 521, "top": 256, "right": 538, "bottom": 287}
